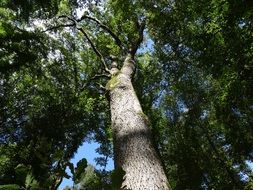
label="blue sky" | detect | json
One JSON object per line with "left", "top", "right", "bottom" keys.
{"left": 58, "top": 142, "right": 114, "bottom": 190}
{"left": 57, "top": 141, "right": 253, "bottom": 189}
{"left": 55, "top": 90, "right": 253, "bottom": 189}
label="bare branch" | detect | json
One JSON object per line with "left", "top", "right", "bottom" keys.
{"left": 46, "top": 15, "right": 110, "bottom": 72}
{"left": 43, "top": 23, "right": 75, "bottom": 32}
{"left": 58, "top": 15, "right": 77, "bottom": 24}
{"left": 78, "top": 27, "right": 110, "bottom": 72}
{"left": 79, "top": 15, "right": 123, "bottom": 49}
{"left": 43, "top": 15, "right": 77, "bottom": 32}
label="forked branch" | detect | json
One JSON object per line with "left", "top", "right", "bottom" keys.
{"left": 43, "top": 16, "right": 77, "bottom": 32}
{"left": 43, "top": 23, "right": 75, "bottom": 32}
{"left": 79, "top": 15, "right": 122, "bottom": 49}
{"left": 53, "top": 15, "right": 110, "bottom": 73}
{"left": 78, "top": 28, "right": 110, "bottom": 72}
{"left": 129, "top": 20, "right": 146, "bottom": 57}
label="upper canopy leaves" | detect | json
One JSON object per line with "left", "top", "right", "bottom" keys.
{"left": 1, "top": 0, "right": 253, "bottom": 189}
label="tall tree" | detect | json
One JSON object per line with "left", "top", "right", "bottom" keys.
{"left": 1, "top": 0, "right": 171, "bottom": 189}
{"left": 142, "top": 0, "right": 253, "bottom": 189}
{"left": 51, "top": 0, "right": 171, "bottom": 188}
{"left": 0, "top": 0, "right": 104, "bottom": 189}
{"left": 1, "top": 0, "right": 253, "bottom": 189}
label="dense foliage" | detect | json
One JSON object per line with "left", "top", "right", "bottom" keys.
{"left": 143, "top": 1, "right": 253, "bottom": 189}
{"left": 0, "top": 0, "right": 252, "bottom": 189}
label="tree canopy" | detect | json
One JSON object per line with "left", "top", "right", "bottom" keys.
{"left": 0, "top": 0, "right": 253, "bottom": 189}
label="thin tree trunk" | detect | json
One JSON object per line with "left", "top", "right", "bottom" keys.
{"left": 107, "top": 54, "right": 170, "bottom": 190}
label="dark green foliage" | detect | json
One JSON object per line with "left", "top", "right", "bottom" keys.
{"left": 110, "top": 167, "right": 126, "bottom": 190}
{"left": 0, "top": 1, "right": 108, "bottom": 188}
{"left": 73, "top": 159, "right": 88, "bottom": 183}
{"left": 0, "top": 5, "right": 47, "bottom": 72}
{"left": 140, "top": 0, "right": 253, "bottom": 189}
{"left": 1, "top": 0, "right": 253, "bottom": 189}
{"left": 4, "top": 0, "right": 93, "bottom": 21}
{"left": 67, "top": 165, "right": 126, "bottom": 190}
{"left": 0, "top": 184, "right": 20, "bottom": 190}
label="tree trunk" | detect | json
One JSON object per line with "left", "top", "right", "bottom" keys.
{"left": 107, "top": 54, "right": 170, "bottom": 190}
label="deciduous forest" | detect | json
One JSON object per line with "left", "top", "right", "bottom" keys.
{"left": 0, "top": 0, "right": 253, "bottom": 189}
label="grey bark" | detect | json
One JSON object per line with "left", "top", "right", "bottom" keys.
{"left": 107, "top": 54, "right": 170, "bottom": 190}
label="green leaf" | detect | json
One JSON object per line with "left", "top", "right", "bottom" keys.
{"left": 25, "top": 173, "right": 39, "bottom": 190}
{"left": 0, "top": 184, "right": 20, "bottom": 190}
{"left": 15, "top": 164, "right": 29, "bottom": 184}
{"left": 0, "top": 22, "right": 7, "bottom": 37}
{"left": 74, "top": 158, "right": 88, "bottom": 183}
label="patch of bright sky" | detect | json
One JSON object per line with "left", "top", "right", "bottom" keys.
{"left": 237, "top": 160, "right": 253, "bottom": 181}
{"left": 58, "top": 142, "right": 114, "bottom": 190}
{"left": 137, "top": 31, "right": 154, "bottom": 54}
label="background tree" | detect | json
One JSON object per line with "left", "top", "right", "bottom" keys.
{"left": 1, "top": 0, "right": 253, "bottom": 189}
{"left": 141, "top": 0, "right": 253, "bottom": 189}
{"left": 0, "top": 0, "right": 107, "bottom": 189}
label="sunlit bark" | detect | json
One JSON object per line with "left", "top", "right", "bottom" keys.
{"left": 108, "top": 54, "right": 170, "bottom": 190}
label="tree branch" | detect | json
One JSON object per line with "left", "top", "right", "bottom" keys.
{"left": 78, "top": 27, "right": 110, "bottom": 72}
{"left": 129, "top": 20, "right": 146, "bottom": 57}
{"left": 48, "top": 15, "right": 110, "bottom": 72}
{"left": 58, "top": 15, "right": 77, "bottom": 24}
{"left": 43, "top": 15, "right": 77, "bottom": 32}
{"left": 43, "top": 23, "right": 75, "bottom": 32}
{"left": 81, "top": 73, "right": 110, "bottom": 91}
{"left": 95, "top": 82, "right": 106, "bottom": 90}
{"left": 78, "top": 15, "right": 123, "bottom": 49}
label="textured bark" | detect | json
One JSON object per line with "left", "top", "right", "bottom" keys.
{"left": 108, "top": 54, "right": 170, "bottom": 190}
